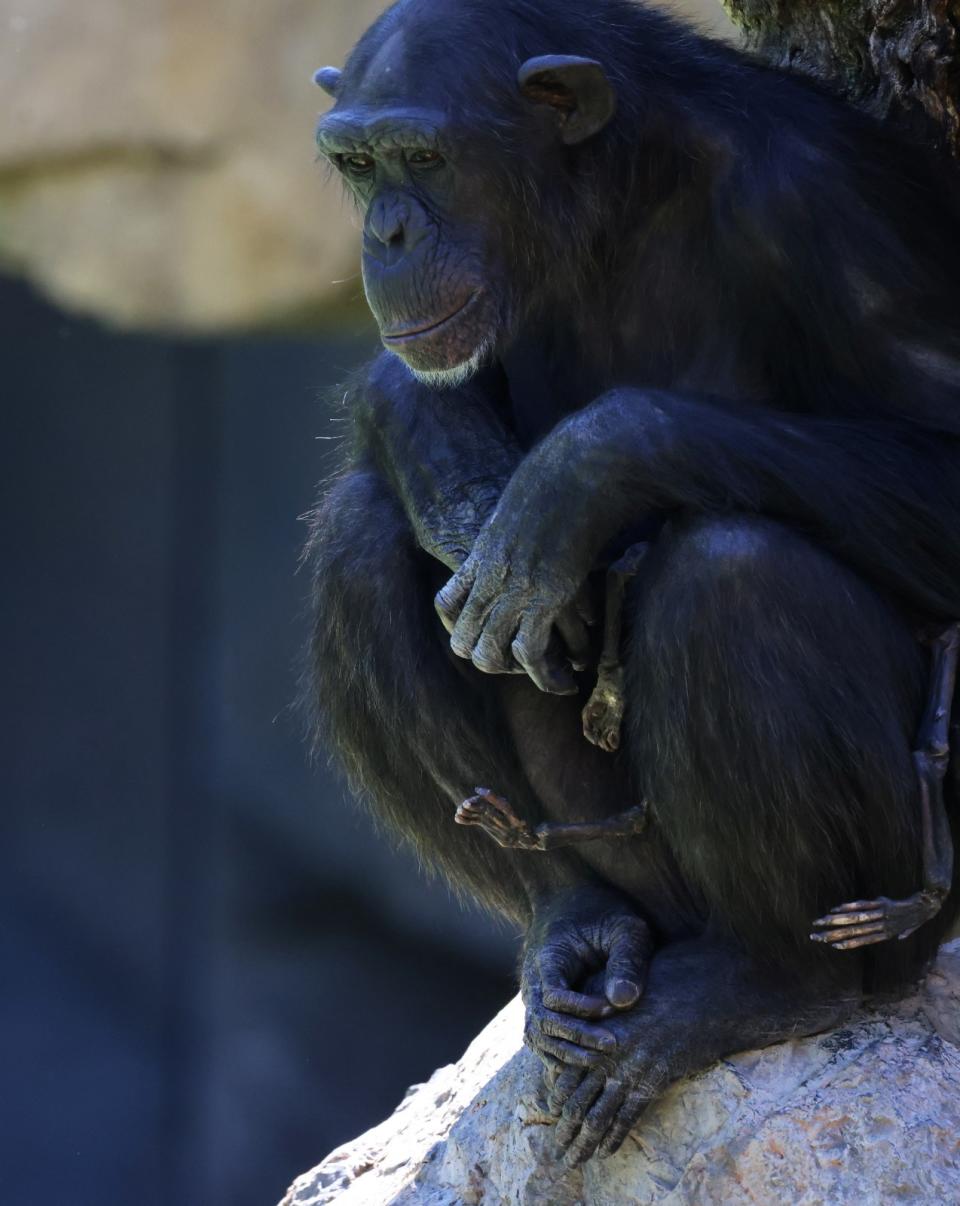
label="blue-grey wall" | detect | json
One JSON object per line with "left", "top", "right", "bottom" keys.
{"left": 0, "top": 276, "right": 515, "bottom": 1206}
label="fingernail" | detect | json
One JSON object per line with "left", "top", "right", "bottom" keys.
{"left": 609, "top": 979, "right": 640, "bottom": 1007}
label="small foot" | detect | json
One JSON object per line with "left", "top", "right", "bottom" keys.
{"left": 456, "top": 790, "right": 648, "bottom": 852}
{"left": 810, "top": 890, "right": 942, "bottom": 949}
{"left": 583, "top": 667, "right": 625, "bottom": 753}
{"left": 456, "top": 789, "right": 542, "bottom": 850}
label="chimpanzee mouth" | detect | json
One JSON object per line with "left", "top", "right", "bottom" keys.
{"left": 382, "top": 290, "right": 484, "bottom": 345}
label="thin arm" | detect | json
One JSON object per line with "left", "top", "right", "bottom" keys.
{"left": 811, "top": 622, "right": 958, "bottom": 949}
{"left": 599, "top": 544, "right": 649, "bottom": 674}
{"left": 533, "top": 805, "right": 648, "bottom": 850}
{"left": 456, "top": 790, "right": 647, "bottom": 852}
{"left": 916, "top": 623, "right": 959, "bottom": 900}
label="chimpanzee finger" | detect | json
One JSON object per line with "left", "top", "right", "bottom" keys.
{"left": 554, "top": 1070, "right": 606, "bottom": 1150}
{"left": 597, "top": 1091, "right": 650, "bottom": 1157}
{"left": 603, "top": 915, "right": 653, "bottom": 1008}
{"left": 538, "top": 948, "right": 614, "bottom": 1019}
{"left": 541, "top": 987, "right": 616, "bottom": 1020}
{"left": 540, "top": 1010, "right": 616, "bottom": 1053}
{"left": 548, "top": 1065, "right": 586, "bottom": 1116}
{"left": 512, "top": 615, "right": 578, "bottom": 695}
{"left": 525, "top": 1027, "right": 605, "bottom": 1069}
{"left": 564, "top": 1080, "right": 627, "bottom": 1166}
{"left": 471, "top": 602, "right": 523, "bottom": 674}
{"left": 556, "top": 605, "right": 591, "bottom": 671}
{"left": 449, "top": 584, "right": 503, "bottom": 660}
{"left": 434, "top": 561, "right": 478, "bottom": 634}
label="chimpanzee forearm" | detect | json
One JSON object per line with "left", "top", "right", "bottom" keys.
{"left": 537, "top": 390, "right": 960, "bottom": 621}
{"left": 437, "top": 386, "right": 960, "bottom": 684}
{"left": 356, "top": 352, "right": 522, "bottom": 570}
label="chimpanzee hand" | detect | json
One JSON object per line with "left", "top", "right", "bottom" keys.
{"left": 434, "top": 443, "right": 603, "bottom": 693}
{"left": 520, "top": 887, "right": 652, "bottom": 1070}
{"left": 545, "top": 992, "right": 686, "bottom": 1165}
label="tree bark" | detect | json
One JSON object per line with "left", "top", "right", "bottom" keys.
{"left": 721, "top": 1, "right": 960, "bottom": 159}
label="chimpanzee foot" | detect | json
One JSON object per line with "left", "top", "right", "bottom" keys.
{"left": 582, "top": 667, "right": 626, "bottom": 753}
{"left": 810, "top": 890, "right": 943, "bottom": 948}
{"left": 520, "top": 886, "right": 653, "bottom": 1068}
{"left": 455, "top": 788, "right": 543, "bottom": 849}
{"left": 543, "top": 937, "right": 858, "bottom": 1165}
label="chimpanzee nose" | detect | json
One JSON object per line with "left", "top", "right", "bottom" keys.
{"left": 367, "top": 196, "right": 409, "bottom": 257}
{"left": 370, "top": 208, "right": 405, "bottom": 246}
{"left": 364, "top": 194, "right": 429, "bottom": 266}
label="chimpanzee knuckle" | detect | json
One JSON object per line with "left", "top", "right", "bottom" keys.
{"left": 434, "top": 584, "right": 464, "bottom": 627}
{"left": 449, "top": 630, "right": 475, "bottom": 660}
{"left": 511, "top": 633, "right": 539, "bottom": 667}
{"left": 471, "top": 634, "right": 509, "bottom": 673}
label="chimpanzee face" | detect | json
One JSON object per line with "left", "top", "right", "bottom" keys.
{"left": 315, "top": 26, "right": 616, "bottom": 386}
{"left": 316, "top": 99, "right": 507, "bottom": 386}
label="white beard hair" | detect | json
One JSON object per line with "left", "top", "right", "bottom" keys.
{"left": 408, "top": 338, "right": 492, "bottom": 390}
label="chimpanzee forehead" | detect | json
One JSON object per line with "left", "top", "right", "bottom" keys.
{"left": 316, "top": 106, "right": 451, "bottom": 154}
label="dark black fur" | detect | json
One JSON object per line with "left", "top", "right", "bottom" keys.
{"left": 303, "top": 0, "right": 960, "bottom": 1160}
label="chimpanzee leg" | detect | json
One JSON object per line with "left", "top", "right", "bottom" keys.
{"left": 304, "top": 466, "right": 592, "bottom": 923}
{"left": 549, "top": 514, "right": 936, "bottom": 1163}
{"left": 629, "top": 514, "right": 930, "bottom": 966}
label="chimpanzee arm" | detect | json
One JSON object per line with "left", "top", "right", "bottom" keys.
{"left": 355, "top": 352, "right": 594, "bottom": 683}
{"left": 437, "top": 391, "right": 960, "bottom": 679}
{"left": 354, "top": 351, "right": 521, "bottom": 571}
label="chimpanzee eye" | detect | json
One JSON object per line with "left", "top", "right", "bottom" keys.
{"left": 341, "top": 153, "right": 375, "bottom": 177}
{"left": 408, "top": 149, "right": 444, "bottom": 169}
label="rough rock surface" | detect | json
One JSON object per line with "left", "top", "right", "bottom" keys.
{"left": 0, "top": 0, "right": 385, "bottom": 331}
{"left": 281, "top": 941, "right": 960, "bottom": 1205}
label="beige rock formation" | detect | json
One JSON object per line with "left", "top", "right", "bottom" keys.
{"left": 281, "top": 941, "right": 960, "bottom": 1205}
{"left": 0, "top": 0, "right": 732, "bottom": 332}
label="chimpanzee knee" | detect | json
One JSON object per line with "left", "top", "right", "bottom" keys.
{"left": 625, "top": 514, "right": 927, "bottom": 962}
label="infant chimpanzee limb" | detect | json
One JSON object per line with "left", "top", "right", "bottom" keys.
{"left": 813, "top": 622, "right": 959, "bottom": 948}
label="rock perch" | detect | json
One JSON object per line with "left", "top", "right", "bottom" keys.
{"left": 280, "top": 940, "right": 960, "bottom": 1205}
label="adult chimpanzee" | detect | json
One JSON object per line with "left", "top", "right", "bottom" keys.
{"left": 305, "top": 0, "right": 960, "bottom": 1165}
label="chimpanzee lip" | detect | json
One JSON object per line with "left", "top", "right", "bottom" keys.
{"left": 382, "top": 290, "right": 483, "bottom": 343}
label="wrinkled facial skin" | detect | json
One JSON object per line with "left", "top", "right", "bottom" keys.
{"left": 316, "top": 105, "right": 510, "bottom": 385}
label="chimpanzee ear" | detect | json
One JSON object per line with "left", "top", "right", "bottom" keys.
{"left": 313, "top": 67, "right": 342, "bottom": 97}
{"left": 518, "top": 55, "right": 616, "bottom": 146}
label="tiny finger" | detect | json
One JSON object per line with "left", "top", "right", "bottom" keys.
{"left": 810, "top": 922, "right": 886, "bottom": 943}
{"left": 811, "top": 909, "right": 885, "bottom": 927}
{"left": 827, "top": 934, "right": 889, "bottom": 950}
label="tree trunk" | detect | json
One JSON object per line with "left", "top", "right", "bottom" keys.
{"left": 721, "top": 1, "right": 960, "bottom": 159}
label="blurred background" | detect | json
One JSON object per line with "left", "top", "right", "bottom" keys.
{"left": 0, "top": 2, "right": 733, "bottom": 1203}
